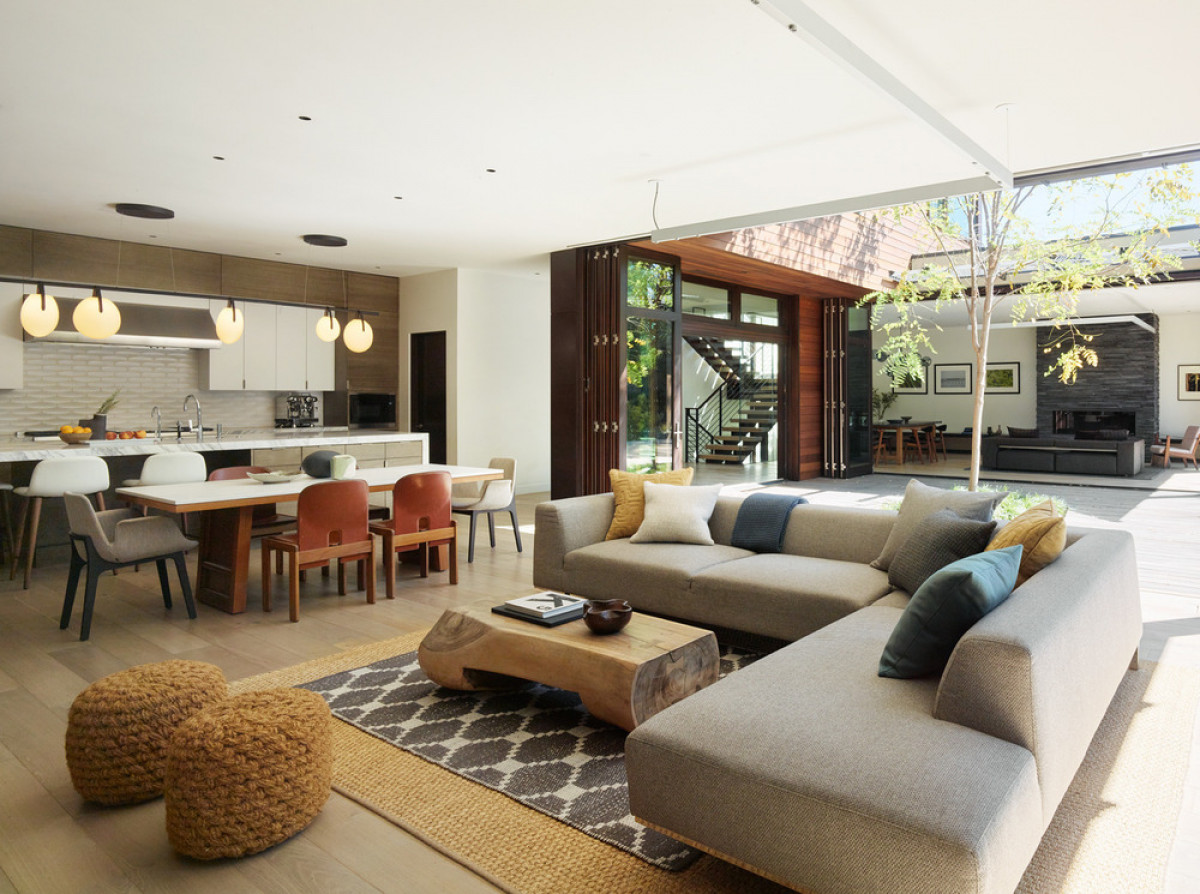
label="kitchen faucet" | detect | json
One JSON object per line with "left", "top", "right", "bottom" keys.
{"left": 151, "top": 405, "right": 162, "bottom": 440}
{"left": 183, "top": 394, "right": 202, "bottom": 442}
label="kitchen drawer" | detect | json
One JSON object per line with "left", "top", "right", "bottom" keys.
{"left": 347, "top": 442, "right": 386, "bottom": 461}
{"left": 384, "top": 457, "right": 420, "bottom": 468}
{"left": 385, "top": 440, "right": 424, "bottom": 461}
{"left": 251, "top": 447, "right": 302, "bottom": 471}
{"left": 302, "top": 444, "right": 345, "bottom": 459}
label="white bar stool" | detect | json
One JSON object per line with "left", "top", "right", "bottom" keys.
{"left": 0, "top": 482, "right": 14, "bottom": 566}
{"left": 122, "top": 452, "right": 207, "bottom": 487}
{"left": 11, "top": 456, "right": 110, "bottom": 590}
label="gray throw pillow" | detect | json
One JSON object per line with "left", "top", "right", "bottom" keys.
{"left": 871, "top": 479, "right": 1003, "bottom": 571}
{"left": 887, "top": 509, "right": 997, "bottom": 595}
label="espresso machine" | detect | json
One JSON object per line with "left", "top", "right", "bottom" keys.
{"left": 275, "top": 393, "right": 320, "bottom": 428}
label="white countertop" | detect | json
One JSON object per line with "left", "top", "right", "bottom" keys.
{"left": 0, "top": 429, "right": 427, "bottom": 463}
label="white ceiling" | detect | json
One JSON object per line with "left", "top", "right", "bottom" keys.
{"left": 2, "top": 0, "right": 1198, "bottom": 279}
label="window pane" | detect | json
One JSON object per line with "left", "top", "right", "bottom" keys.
{"left": 741, "top": 293, "right": 779, "bottom": 326}
{"left": 626, "top": 259, "right": 674, "bottom": 310}
{"left": 681, "top": 281, "right": 731, "bottom": 319}
{"left": 626, "top": 316, "right": 674, "bottom": 472}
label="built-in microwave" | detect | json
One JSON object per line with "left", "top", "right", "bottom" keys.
{"left": 348, "top": 393, "right": 397, "bottom": 429}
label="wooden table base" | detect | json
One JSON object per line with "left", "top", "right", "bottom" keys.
{"left": 195, "top": 506, "right": 253, "bottom": 613}
{"left": 418, "top": 601, "right": 719, "bottom": 731}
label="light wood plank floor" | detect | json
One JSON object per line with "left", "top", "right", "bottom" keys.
{"left": 2, "top": 479, "right": 1198, "bottom": 893}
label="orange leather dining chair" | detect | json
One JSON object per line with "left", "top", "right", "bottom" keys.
{"left": 260, "top": 478, "right": 375, "bottom": 622}
{"left": 369, "top": 470, "right": 457, "bottom": 599}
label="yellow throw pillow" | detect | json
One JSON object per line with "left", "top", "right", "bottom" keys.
{"left": 605, "top": 468, "right": 695, "bottom": 540}
{"left": 985, "top": 500, "right": 1066, "bottom": 586}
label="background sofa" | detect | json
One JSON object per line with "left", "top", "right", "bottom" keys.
{"left": 533, "top": 492, "right": 1143, "bottom": 894}
{"left": 981, "top": 434, "right": 1144, "bottom": 476}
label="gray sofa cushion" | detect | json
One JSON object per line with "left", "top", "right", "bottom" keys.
{"left": 872, "top": 480, "right": 1001, "bottom": 571}
{"left": 780, "top": 503, "right": 896, "bottom": 564}
{"left": 887, "top": 509, "right": 997, "bottom": 595}
{"left": 627, "top": 606, "right": 1044, "bottom": 894}
{"left": 689, "top": 555, "right": 893, "bottom": 641}
{"left": 563, "top": 540, "right": 752, "bottom": 615}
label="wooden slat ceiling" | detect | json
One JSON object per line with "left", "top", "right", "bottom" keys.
{"left": 632, "top": 212, "right": 942, "bottom": 300}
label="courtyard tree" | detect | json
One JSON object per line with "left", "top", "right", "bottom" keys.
{"left": 863, "top": 167, "right": 1197, "bottom": 489}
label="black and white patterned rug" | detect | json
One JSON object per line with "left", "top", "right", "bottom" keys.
{"left": 299, "top": 645, "right": 758, "bottom": 870}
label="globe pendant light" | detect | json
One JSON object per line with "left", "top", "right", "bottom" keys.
{"left": 215, "top": 299, "right": 244, "bottom": 344}
{"left": 73, "top": 287, "right": 122, "bottom": 339}
{"left": 20, "top": 283, "right": 59, "bottom": 337}
{"left": 343, "top": 312, "right": 373, "bottom": 353}
{"left": 314, "top": 307, "right": 340, "bottom": 342}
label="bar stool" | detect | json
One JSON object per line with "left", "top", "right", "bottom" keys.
{"left": 0, "top": 482, "right": 14, "bottom": 566}
{"left": 123, "top": 452, "right": 207, "bottom": 488}
{"left": 124, "top": 453, "right": 207, "bottom": 535}
{"left": 11, "top": 456, "right": 110, "bottom": 589}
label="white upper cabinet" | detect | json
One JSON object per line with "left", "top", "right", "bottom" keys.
{"left": 276, "top": 305, "right": 308, "bottom": 391}
{"left": 0, "top": 284, "right": 25, "bottom": 389}
{"left": 304, "top": 307, "right": 336, "bottom": 391}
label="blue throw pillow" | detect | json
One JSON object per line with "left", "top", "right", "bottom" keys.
{"left": 879, "top": 545, "right": 1023, "bottom": 679}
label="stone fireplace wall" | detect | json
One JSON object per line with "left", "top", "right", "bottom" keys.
{"left": 1036, "top": 314, "right": 1158, "bottom": 443}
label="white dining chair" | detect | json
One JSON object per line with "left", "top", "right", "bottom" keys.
{"left": 11, "top": 456, "right": 110, "bottom": 589}
{"left": 451, "top": 457, "right": 522, "bottom": 563}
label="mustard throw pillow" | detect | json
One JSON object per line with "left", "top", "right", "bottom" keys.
{"left": 985, "top": 499, "right": 1066, "bottom": 586}
{"left": 605, "top": 468, "right": 695, "bottom": 540}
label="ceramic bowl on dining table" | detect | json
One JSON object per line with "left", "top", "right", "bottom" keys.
{"left": 245, "top": 471, "right": 304, "bottom": 484}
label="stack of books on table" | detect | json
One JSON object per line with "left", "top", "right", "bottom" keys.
{"left": 501, "top": 592, "right": 587, "bottom": 622}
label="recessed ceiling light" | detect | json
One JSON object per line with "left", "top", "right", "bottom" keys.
{"left": 394, "top": 196, "right": 403, "bottom": 200}
{"left": 148, "top": 234, "right": 157, "bottom": 239}
{"left": 486, "top": 168, "right": 497, "bottom": 173}
{"left": 114, "top": 203, "right": 175, "bottom": 220}
{"left": 298, "top": 115, "right": 312, "bottom": 121}
{"left": 212, "top": 155, "right": 225, "bottom": 161}
{"left": 302, "top": 234, "right": 348, "bottom": 247}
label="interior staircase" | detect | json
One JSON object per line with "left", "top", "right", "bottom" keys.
{"left": 685, "top": 336, "right": 778, "bottom": 465}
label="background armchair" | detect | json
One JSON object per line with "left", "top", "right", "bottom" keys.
{"left": 1151, "top": 425, "right": 1200, "bottom": 470}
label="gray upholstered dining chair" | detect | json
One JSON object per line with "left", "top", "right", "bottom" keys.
{"left": 451, "top": 457, "right": 522, "bottom": 563}
{"left": 61, "top": 492, "right": 198, "bottom": 641}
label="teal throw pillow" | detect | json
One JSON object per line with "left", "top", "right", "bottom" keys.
{"left": 879, "top": 545, "right": 1023, "bottom": 679}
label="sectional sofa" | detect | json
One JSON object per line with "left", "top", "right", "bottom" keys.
{"left": 533, "top": 492, "right": 1143, "bottom": 894}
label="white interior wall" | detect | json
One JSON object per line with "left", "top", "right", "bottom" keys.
{"left": 872, "top": 325, "right": 1038, "bottom": 433}
{"left": 455, "top": 269, "right": 550, "bottom": 494}
{"left": 1157, "top": 312, "right": 1200, "bottom": 435}
{"left": 398, "top": 270, "right": 459, "bottom": 461}
{"left": 682, "top": 341, "right": 722, "bottom": 409}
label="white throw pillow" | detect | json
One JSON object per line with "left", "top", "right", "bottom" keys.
{"left": 630, "top": 482, "right": 723, "bottom": 545}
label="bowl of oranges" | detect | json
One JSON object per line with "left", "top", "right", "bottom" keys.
{"left": 59, "top": 425, "right": 93, "bottom": 444}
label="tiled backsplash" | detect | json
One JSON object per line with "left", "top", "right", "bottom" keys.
{"left": 0, "top": 343, "right": 286, "bottom": 435}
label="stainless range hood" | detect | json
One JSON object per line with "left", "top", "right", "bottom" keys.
{"left": 35, "top": 297, "right": 222, "bottom": 349}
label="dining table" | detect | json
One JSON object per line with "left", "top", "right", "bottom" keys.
{"left": 116, "top": 463, "right": 502, "bottom": 614}
{"left": 874, "top": 421, "right": 940, "bottom": 465}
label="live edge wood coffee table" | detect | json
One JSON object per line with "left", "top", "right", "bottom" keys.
{"left": 418, "top": 600, "right": 719, "bottom": 731}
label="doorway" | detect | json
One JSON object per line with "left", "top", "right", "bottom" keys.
{"left": 410, "top": 331, "right": 447, "bottom": 464}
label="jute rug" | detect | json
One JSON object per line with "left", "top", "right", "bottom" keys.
{"left": 231, "top": 632, "right": 1200, "bottom": 894}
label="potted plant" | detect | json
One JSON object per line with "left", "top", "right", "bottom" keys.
{"left": 872, "top": 388, "right": 897, "bottom": 423}
{"left": 83, "top": 390, "right": 120, "bottom": 440}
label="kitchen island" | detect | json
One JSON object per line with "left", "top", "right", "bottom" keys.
{"left": 0, "top": 428, "right": 427, "bottom": 464}
{"left": 0, "top": 429, "right": 429, "bottom": 558}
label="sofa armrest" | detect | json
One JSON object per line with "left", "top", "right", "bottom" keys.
{"left": 933, "top": 528, "right": 1141, "bottom": 822}
{"left": 532, "top": 494, "right": 615, "bottom": 592}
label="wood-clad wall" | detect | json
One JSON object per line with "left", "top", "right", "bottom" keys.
{"left": 0, "top": 225, "right": 399, "bottom": 397}
{"left": 795, "top": 297, "right": 825, "bottom": 479}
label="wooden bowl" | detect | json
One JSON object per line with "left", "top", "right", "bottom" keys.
{"left": 584, "top": 599, "right": 632, "bottom": 635}
{"left": 59, "top": 431, "right": 93, "bottom": 444}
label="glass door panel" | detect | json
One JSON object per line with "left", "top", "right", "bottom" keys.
{"left": 625, "top": 315, "right": 675, "bottom": 472}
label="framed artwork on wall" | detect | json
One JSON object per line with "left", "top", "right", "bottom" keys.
{"left": 985, "top": 362, "right": 1020, "bottom": 395}
{"left": 934, "top": 363, "right": 972, "bottom": 395}
{"left": 1179, "top": 365, "right": 1200, "bottom": 400}
{"left": 892, "top": 369, "right": 927, "bottom": 395}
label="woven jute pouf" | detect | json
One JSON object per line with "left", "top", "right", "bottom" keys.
{"left": 165, "top": 688, "right": 333, "bottom": 859}
{"left": 66, "top": 660, "right": 228, "bottom": 806}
